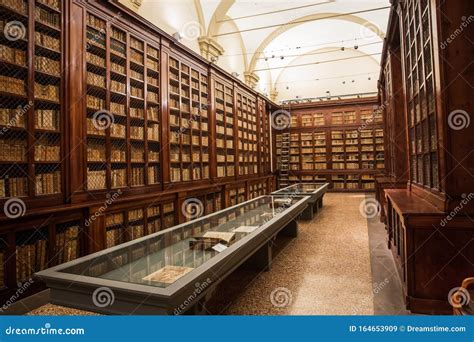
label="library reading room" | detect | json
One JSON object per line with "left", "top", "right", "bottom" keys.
{"left": 0, "top": 0, "right": 472, "bottom": 316}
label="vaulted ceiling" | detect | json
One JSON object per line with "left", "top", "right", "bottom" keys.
{"left": 120, "top": 0, "right": 391, "bottom": 102}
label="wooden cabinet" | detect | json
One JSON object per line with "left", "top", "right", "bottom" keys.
{"left": 0, "top": 0, "right": 276, "bottom": 304}
{"left": 275, "top": 98, "right": 384, "bottom": 191}
{"left": 380, "top": 0, "right": 474, "bottom": 313}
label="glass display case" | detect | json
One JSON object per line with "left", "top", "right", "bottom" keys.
{"left": 37, "top": 195, "right": 309, "bottom": 315}
{"left": 271, "top": 183, "right": 329, "bottom": 220}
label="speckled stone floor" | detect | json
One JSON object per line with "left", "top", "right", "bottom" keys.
{"left": 216, "top": 192, "right": 375, "bottom": 315}
{"left": 26, "top": 193, "right": 384, "bottom": 316}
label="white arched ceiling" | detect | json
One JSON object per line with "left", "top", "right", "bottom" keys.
{"left": 120, "top": 0, "right": 390, "bottom": 102}
{"left": 274, "top": 47, "right": 380, "bottom": 101}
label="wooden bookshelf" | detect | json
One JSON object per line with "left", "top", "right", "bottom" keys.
{"left": 214, "top": 77, "right": 235, "bottom": 179}
{"left": 236, "top": 89, "right": 258, "bottom": 177}
{"left": 105, "top": 201, "right": 176, "bottom": 249}
{"left": 168, "top": 55, "right": 209, "bottom": 183}
{"left": 377, "top": 0, "right": 474, "bottom": 314}
{"left": 275, "top": 98, "right": 384, "bottom": 191}
{"left": 0, "top": 0, "right": 276, "bottom": 305}
{"left": 0, "top": 0, "right": 63, "bottom": 203}
{"left": 85, "top": 12, "right": 162, "bottom": 191}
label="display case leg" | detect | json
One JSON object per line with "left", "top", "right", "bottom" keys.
{"left": 244, "top": 241, "right": 273, "bottom": 271}
{"left": 281, "top": 219, "right": 298, "bottom": 237}
{"left": 300, "top": 205, "right": 314, "bottom": 220}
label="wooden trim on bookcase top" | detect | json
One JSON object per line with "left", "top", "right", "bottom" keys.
{"left": 0, "top": 175, "right": 275, "bottom": 222}
{"left": 86, "top": 0, "right": 279, "bottom": 108}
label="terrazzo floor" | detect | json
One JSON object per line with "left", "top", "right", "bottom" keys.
{"left": 26, "top": 193, "right": 401, "bottom": 316}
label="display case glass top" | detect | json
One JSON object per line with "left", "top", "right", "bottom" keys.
{"left": 272, "top": 183, "right": 329, "bottom": 196}
{"left": 37, "top": 195, "right": 309, "bottom": 314}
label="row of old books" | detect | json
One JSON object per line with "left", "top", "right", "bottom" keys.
{"left": 106, "top": 227, "right": 123, "bottom": 248}
{"left": 147, "top": 166, "right": 159, "bottom": 184}
{"left": 86, "top": 95, "right": 105, "bottom": 110}
{"left": 56, "top": 225, "right": 79, "bottom": 264}
{"left": 37, "top": 0, "right": 61, "bottom": 11}
{"left": 0, "top": 139, "right": 27, "bottom": 162}
{"left": 111, "top": 168, "right": 126, "bottom": 188}
{"left": 87, "top": 72, "right": 105, "bottom": 88}
{"left": 34, "top": 141, "right": 60, "bottom": 162}
{"left": 0, "top": 177, "right": 28, "bottom": 198}
{"left": 35, "top": 83, "right": 59, "bottom": 102}
{"left": 131, "top": 168, "right": 144, "bottom": 186}
{"left": 1, "top": 0, "right": 28, "bottom": 13}
{"left": 35, "top": 109, "right": 59, "bottom": 130}
{"left": 0, "top": 44, "right": 27, "bottom": 66}
{"left": 0, "top": 108, "right": 26, "bottom": 128}
{"left": 35, "top": 6, "right": 60, "bottom": 28}
{"left": 87, "top": 52, "right": 105, "bottom": 68}
{"left": 35, "top": 171, "right": 61, "bottom": 195}
{"left": 87, "top": 168, "right": 106, "bottom": 190}
{"left": 0, "top": 76, "right": 26, "bottom": 96}
{"left": 35, "top": 31, "right": 60, "bottom": 52}
{"left": 16, "top": 239, "right": 47, "bottom": 282}
{"left": 35, "top": 56, "right": 60, "bottom": 76}
{"left": 87, "top": 142, "right": 106, "bottom": 162}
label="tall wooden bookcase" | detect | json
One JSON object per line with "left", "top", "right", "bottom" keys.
{"left": 0, "top": 0, "right": 276, "bottom": 304}
{"left": 378, "top": 0, "right": 474, "bottom": 314}
{"left": 274, "top": 97, "right": 385, "bottom": 191}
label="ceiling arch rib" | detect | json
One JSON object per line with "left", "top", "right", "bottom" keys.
{"left": 272, "top": 46, "right": 381, "bottom": 90}
{"left": 247, "top": 12, "right": 386, "bottom": 75}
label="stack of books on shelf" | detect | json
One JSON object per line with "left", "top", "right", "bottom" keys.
{"left": 35, "top": 83, "right": 59, "bottom": 102}
{"left": 111, "top": 168, "right": 126, "bottom": 188}
{"left": 0, "top": 177, "right": 28, "bottom": 198}
{"left": 131, "top": 168, "right": 144, "bottom": 186}
{"left": 0, "top": 76, "right": 26, "bottom": 96}
{"left": 35, "top": 6, "right": 60, "bottom": 28}
{"left": 34, "top": 139, "right": 60, "bottom": 162}
{"left": 0, "top": 108, "right": 26, "bottom": 128}
{"left": 87, "top": 169, "right": 106, "bottom": 190}
{"left": 35, "top": 56, "right": 60, "bottom": 76}
{"left": 0, "top": 44, "right": 27, "bottom": 66}
{"left": 35, "top": 31, "right": 60, "bottom": 52}
{"left": 56, "top": 225, "right": 79, "bottom": 264}
{"left": 35, "top": 171, "right": 61, "bottom": 195}
{"left": 35, "top": 109, "right": 58, "bottom": 130}
{"left": 0, "top": 139, "right": 27, "bottom": 162}
{"left": 87, "top": 72, "right": 105, "bottom": 88}
{"left": 86, "top": 95, "right": 105, "bottom": 110}
{"left": 1, "top": 0, "right": 28, "bottom": 13}
{"left": 16, "top": 238, "right": 47, "bottom": 282}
